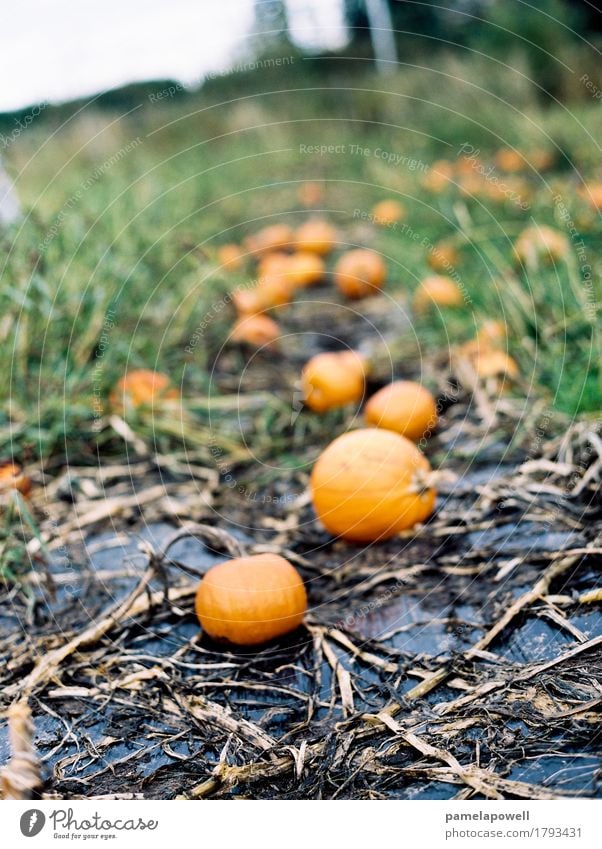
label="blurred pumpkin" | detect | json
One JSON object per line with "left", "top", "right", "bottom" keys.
{"left": 494, "top": 147, "right": 525, "bottom": 173}
{"left": 257, "top": 251, "right": 291, "bottom": 281}
{"left": 298, "top": 181, "right": 324, "bottom": 207}
{"left": 473, "top": 349, "right": 519, "bottom": 379}
{"left": 217, "top": 243, "right": 245, "bottom": 271}
{"left": 295, "top": 219, "right": 337, "bottom": 255}
{"left": 245, "top": 223, "right": 294, "bottom": 255}
{"left": 0, "top": 461, "right": 32, "bottom": 498}
{"left": 423, "top": 159, "right": 454, "bottom": 193}
{"left": 287, "top": 251, "right": 325, "bottom": 288}
{"left": 372, "top": 199, "right": 406, "bottom": 225}
{"left": 334, "top": 249, "right": 386, "bottom": 299}
{"left": 110, "top": 369, "right": 179, "bottom": 411}
{"left": 302, "top": 350, "right": 367, "bottom": 413}
{"left": 413, "top": 275, "right": 463, "bottom": 314}
{"left": 310, "top": 428, "right": 435, "bottom": 542}
{"left": 365, "top": 381, "right": 437, "bottom": 441}
{"left": 427, "top": 241, "right": 460, "bottom": 272}
{"left": 514, "top": 225, "right": 569, "bottom": 265}
{"left": 476, "top": 319, "right": 507, "bottom": 348}
{"left": 231, "top": 314, "right": 281, "bottom": 349}
{"left": 579, "top": 182, "right": 602, "bottom": 211}
{"left": 232, "top": 277, "right": 292, "bottom": 316}
{"left": 195, "top": 553, "right": 307, "bottom": 646}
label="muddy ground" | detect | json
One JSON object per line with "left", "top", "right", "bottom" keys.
{"left": 1, "top": 294, "right": 601, "bottom": 800}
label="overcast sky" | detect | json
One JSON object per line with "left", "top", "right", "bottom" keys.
{"left": 0, "top": 0, "right": 348, "bottom": 112}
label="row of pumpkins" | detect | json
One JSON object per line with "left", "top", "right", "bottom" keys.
{"left": 113, "top": 206, "right": 529, "bottom": 646}
{"left": 1, "top": 195, "right": 568, "bottom": 648}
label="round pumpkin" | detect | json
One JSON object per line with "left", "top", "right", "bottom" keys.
{"left": 109, "top": 369, "right": 178, "bottom": 411}
{"left": 310, "top": 428, "right": 435, "bottom": 542}
{"left": 231, "top": 314, "right": 281, "bottom": 348}
{"left": 217, "top": 244, "right": 245, "bottom": 271}
{"left": 302, "top": 351, "right": 366, "bottom": 413}
{"left": 413, "top": 275, "right": 463, "bottom": 314}
{"left": 287, "top": 251, "right": 325, "bottom": 288}
{"left": 245, "top": 224, "right": 294, "bottom": 255}
{"left": 365, "top": 381, "right": 437, "bottom": 441}
{"left": 423, "top": 159, "right": 454, "bottom": 193}
{"left": 295, "top": 219, "right": 337, "bottom": 255}
{"left": 195, "top": 554, "right": 307, "bottom": 645}
{"left": 427, "top": 242, "right": 460, "bottom": 272}
{"left": 514, "top": 226, "right": 569, "bottom": 265}
{"left": 334, "top": 249, "right": 386, "bottom": 300}
{"left": 372, "top": 199, "right": 405, "bottom": 225}
{"left": 494, "top": 148, "right": 525, "bottom": 173}
{"left": 0, "top": 461, "right": 32, "bottom": 498}
{"left": 476, "top": 320, "right": 507, "bottom": 348}
{"left": 298, "top": 181, "right": 324, "bottom": 207}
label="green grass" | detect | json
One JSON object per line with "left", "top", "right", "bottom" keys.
{"left": 1, "top": 54, "right": 601, "bottom": 468}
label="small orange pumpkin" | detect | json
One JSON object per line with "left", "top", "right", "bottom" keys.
{"left": 195, "top": 554, "right": 307, "bottom": 645}
{"left": 302, "top": 350, "right": 367, "bottom": 413}
{"left": 295, "top": 219, "right": 337, "bottom": 255}
{"left": 413, "top": 275, "right": 463, "bottom": 314}
{"left": 217, "top": 243, "right": 245, "bottom": 271}
{"left": 0, "top": 461, "right": 32, "bottom": 498}
{"left": 427, "top": 242, "right": 460, "bottom": 272}
{"left": 245, "top": 224, "right": 294, "bottom": 255}
{"left": 372, "top": 199, "right": 406, "bottom": 225}
{"left": 365, "top": 381, "right": 437, "bottom": 441}
{"left": 474, "top": 349, "right": 519, "bottom": 379}
{"left": 231, "top": 314, "right": 281, "bottom": 348}
{"left": 514, "top": 226, "right": 569, "bottom": 265}
{"left": 579, "top": 182, "right": 602, "bottom": 211}
{"left": 423, "top": 159, "right": 454, "bottom": 193}
{"left": 257, "top": 251, "right": 291, "bottom": 281}
{"left": 334, "top": 249, "right": 387, "bottom": 299}
{"left": 110, "top": 369, "right": 179, "bottom": 411}
{"left": 298, "top": 181, "right": 324, "bottom": 207}
{"left": 476, "top": 320, "right": 507, "bottom": 348}
{"left": 494, "top": 148, "right": 525, "bottom": 173}
{"left": 310, "top": 428, "right": 435, "bottom": 542}
{"left": 287, "top": 251, "right": 325, "bottom": 288}
{"left": 232, "top": 277, "right": 292, "bottom": 316}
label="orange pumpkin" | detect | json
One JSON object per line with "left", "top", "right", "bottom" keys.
{"left": 257, "top": 251, "right": 291, "bottom": 282}
{"left": 364, "top": 381, "right": 437, "bottom": 441}
{"left": 514, "top": 226, "right": 569, "bottom": 265}
{"left": 231, "top": 314, "right": 281, "bottom": 348}
{"left": 217, "top": 243, "right": 245, "bottom": 271}
{"left": 295, "top": 219, "right": 337, "bottom": 255}
{"left": 474, "top": 349, "right": 519, "bottom": 379}
{"left": 302, "top": 350, "right": 367, "bottom": 413}
{"left": 334, "top": 249, "right": 387, "bottom": 299}
{"left": 232, "top": 277, "right": 292, "bottom": 316}
{"left": 110, "top": 369, "right": 179, "bottom": 411}
{"left": 287, "top": 251, "right": 325, "bottom": 288}
{"left": 476, "top": 320, "right": 507, "bottom": 348}
{"left": 413, "top": 275, "right": 463, "bottom": 314}
{"left": 298, "top": 181, "right": 324, "bottom": 207}
{"left": 579, "top": 182, "right": 602, "bottom": 211}
{"left": 494, "top": 148, "right": 525, "bottom": 173}
{"left": 310, "top": 429, "right": 436, "bottom": 542}
{"left": 372, "top": 199, "right": 406, "bottom": 225}
{"left": 423, "top": 159, "right": 455, "bottom": 193}
{"left": 427, "top": 242, "right": 460, "bottom": 272}
{"left": 195, "top": 554, "right": 307, "bottom": 645}
{"left": 0, "top": 461, "right": 32, "bottom": 498}
{"left": 245, "top": 224, "right": 294, "bottom": 255}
